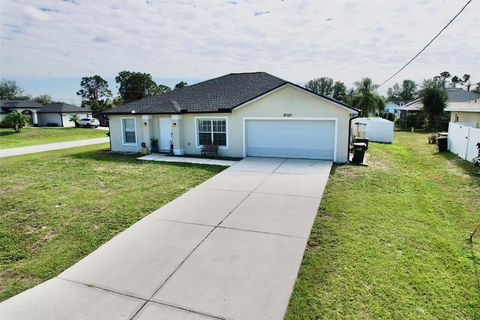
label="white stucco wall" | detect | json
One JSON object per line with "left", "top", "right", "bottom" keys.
{"left": 108, "top": 85, "right": 356, "bottom": 162}
{"left": 450, "top": 111, "right": 480, "bottom": 128}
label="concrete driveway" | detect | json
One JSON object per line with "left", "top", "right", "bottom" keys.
{"left": 0, "top": 157, "right": 332, "bottom": 320}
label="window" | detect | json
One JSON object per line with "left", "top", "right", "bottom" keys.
{"left": 122, "top": 118, "right": 136, "bottom": 144}
{"left": 197, "top": 118, "right": 227, "bottom": 146}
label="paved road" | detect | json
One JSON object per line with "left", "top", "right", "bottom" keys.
{"left": 0, "top": 137, "right": 110, "bottom": 158}
{"left": 0, "top": 157, "right": 332, "bottom": 320}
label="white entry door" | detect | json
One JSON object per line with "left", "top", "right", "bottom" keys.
{"left": 159, "top": 118, "right": 172, "bottom": 151}
{"left": 245, "top": 119, "right": 336, "bottom": 160}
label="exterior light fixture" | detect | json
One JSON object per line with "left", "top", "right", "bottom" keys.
{"left": 173, "top": 122, "right": 177, "bottom": 127}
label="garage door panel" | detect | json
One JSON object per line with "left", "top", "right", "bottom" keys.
{"left": 246, "top": 120, "right": 335, "bottom": 160}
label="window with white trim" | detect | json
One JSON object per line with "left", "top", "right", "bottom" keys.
{"left": 197, "top": 119, "right": 226, "bottom": 146}
{"left": 122, "top": 118, "right": 136, "bottom": 144}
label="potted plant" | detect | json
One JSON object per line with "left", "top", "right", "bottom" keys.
{"left": 150, "top": 138, "right": 159, "bottom": 153}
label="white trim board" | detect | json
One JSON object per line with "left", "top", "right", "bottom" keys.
{"left": 121, "top": 117, "right": 137, "bottom": 146}
{"left": 242, "top": 117, "right": 338, "bottom": 162}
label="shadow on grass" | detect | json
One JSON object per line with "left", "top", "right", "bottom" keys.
{"left": 434, "top": 151, "right": 480, "bottom": 178}
{"left": 67, "top": 148, "right": 227, "bottom": 173}
{"left": 0, "top": 130, "right": 18, "bottom": 137}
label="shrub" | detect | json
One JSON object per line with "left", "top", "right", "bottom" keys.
{"left": 2, "top": 111, "right": 29, "bottom": 132}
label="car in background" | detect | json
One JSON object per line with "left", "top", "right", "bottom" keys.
{"left": 77, "top": 118, "right": 100, "bottom": 128}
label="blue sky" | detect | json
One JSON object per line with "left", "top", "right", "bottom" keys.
{"left": 1, "top": 0, "right": 479, "bottom": 105}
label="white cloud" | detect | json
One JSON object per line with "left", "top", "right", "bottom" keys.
{"left": 1, "top": 0, "right": 479, "bottom": 95}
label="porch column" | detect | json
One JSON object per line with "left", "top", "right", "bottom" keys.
{"left": 142, "top": 115, "right": 152, "bottom": 151}
{"left": 171, "top": 115, "right": 184, "bottom": 155}
{"left": 32, "top": 111, "right": 38, "bottom": 126}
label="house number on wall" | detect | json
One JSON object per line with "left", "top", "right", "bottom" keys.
{"left": 283, "top": 113, "right": 293, "bottom": 117}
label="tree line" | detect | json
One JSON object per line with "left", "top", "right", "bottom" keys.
{"left": 304, "top": 72, "right": 479, "bottom": 129}
{"left": 0, "top": 71, "right": 189, "bottom": 112}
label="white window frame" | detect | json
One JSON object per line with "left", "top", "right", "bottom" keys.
{"left": 194, "top": 116, "right": 228, "bottom": 149}
{"left": 121, "top": 117, "right": 137, "bottom": 145}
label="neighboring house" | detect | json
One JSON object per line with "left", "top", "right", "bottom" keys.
{"left": 396, "top": 99, "right": 423, "bottom": 125}
{"left": 384, "top": 101, "right": 401, "bottom": 115}
{"left": 397, "top": 88, "right": 480, "bottom": 126}
{"left": 37, "top": 103, "right": 92, "bottom": 127}
{"left": 0, "top": 100, "right": 43, "bottom": 126}
{"left": 104, "top": 72, "right": 359, "bottom": 163}
{"left": 445, "top": 99, "right": 480, "bottom": 128}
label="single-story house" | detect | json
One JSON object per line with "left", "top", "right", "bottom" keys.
{"left": 104, "top": 72, "right": 359, "bottom": 163}
{"left": 0, "top": 100, "right": 43, "bottom": 126}
{"left": 37, "top": 103, "right": 92, "bottom": 127}
{"left": 384, "top": 101, "right": 402, "bottom": 115}
{"left": 445, "top": 99, "right": 480, "bottom": 128}
{"left": 397, "top": 88, "right": 480, "bottom": 127}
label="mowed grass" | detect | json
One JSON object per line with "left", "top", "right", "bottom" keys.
{"left": 286, "top": 132, "right": 480, "bottom": 320}
{"left": 0, "top": 127, "right": 107, "bottom": 149}
{"left": 0, "top": 144, "right": 224, "bottom": 301}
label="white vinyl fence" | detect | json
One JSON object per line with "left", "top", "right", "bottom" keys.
{"left": 448, "top": 122, "right": 480, "bottom": 163}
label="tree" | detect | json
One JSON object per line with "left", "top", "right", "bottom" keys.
{"left": 332, "top": 81, "right": 347, "bottom": 102}
{"left": 305, "top": 77, "right": 334, "bottom": 96}
{"left": 387, "top": 79, "right": 417, "bottom": 103}
{"left": 473, "top": 82, "right": 480, "bottom": 94}
{"left": 2, "top": 111, "right": 29, "bottom": 132}
{"left": 0, "top": 80, "right": 29, "bottom": 100}
{"left": 439, "top": 71, "right": 451, "bottom": 81}
{"left": 450, "top": 75, "right": 462, "bottom": 88}
{"left": 69, "top": 114, "right": 80, "bottom": 126}
{"left": 115, "top": 71, "right": 171, "bottom": 103}
{"left": 33, "top": 94, "right": 53, "bottom": 104}
{"left": 175, "top": 81, "right": 188, "bottom": 89}
{"left": 147, "top": 84, "right": 171, "bottom": 96}
{"left": 77, "top": 75, "right": 112, "bottom": 111}
{"left": 461, "top": 74, "right": 471, "bottom": 91}
{"left": 420, "top": 78, "right": 448, "bottom": 130}
{"left": 351, "top": 78, "right": 385, "bottom": 116}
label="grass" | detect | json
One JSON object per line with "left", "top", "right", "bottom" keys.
{"left": 0, "top": 127, "right": 107, "bottom": 149}
{"left": 0, "top": 144, "right": 224, "bottom": 301}
{"left": 286, "top": 132, "right": 480, "bottom": 320}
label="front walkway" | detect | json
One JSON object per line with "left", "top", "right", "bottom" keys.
{"left": 138, "top": 153, "right": 238, "bottom": 166}
{"left": 0, "top": 137, "right": 109, "bottom": 158}
{"left": 0, "top": 157, "right": 332, "bottom": 320}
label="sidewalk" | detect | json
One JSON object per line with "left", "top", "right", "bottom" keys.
{"left": 0, "top": 137, "right": 110, "bottom": 158}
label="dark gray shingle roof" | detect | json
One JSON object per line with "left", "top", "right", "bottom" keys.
{"left": 0, "top": 100, "right": 43, "bottom": 110}
{"left": 104, "top": 72, "right": 357, "bottom": 114}
{"left": 446, "top": 88, "right": 480, "bottom": 102}
{"left": 38, "top": 103, "right": 90, "bottom": 113}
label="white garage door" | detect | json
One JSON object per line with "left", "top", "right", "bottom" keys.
{"left": 245, "top": 119, "right": 336, "bottom": 160}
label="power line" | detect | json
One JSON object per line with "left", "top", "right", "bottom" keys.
{"left": 378, "top": 0, "right": 473, "bottom": 88}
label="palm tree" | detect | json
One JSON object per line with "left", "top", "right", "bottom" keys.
{"left": 69, "top": 114, "right": 80, "bottom": 127}
{"left": 352, "top": 78, "right": 385, "bottom": 116}
{"left": 3, "top": 111, "right": 29, "bottom": 132}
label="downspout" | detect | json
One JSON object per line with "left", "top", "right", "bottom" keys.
{"left": 60, "top": 113, "right": 64, "bottom": 127}
{"left": 348, "top": 113, "right": 361, "bottom": 163}
{"left": 108, "top": 115, "right": 112, "bottom": 151}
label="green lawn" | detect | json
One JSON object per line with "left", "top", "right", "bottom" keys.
{"left": 286, "top": 132, "right": 480, "bottom": 320}
{"left": 0, "top": 144, "right": 224, "bottom": 301}
{"left": 0, "top": 127, "right": 107, "bottom": 149}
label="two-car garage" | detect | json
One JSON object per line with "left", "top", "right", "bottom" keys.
{"left": 244, "top": 119, "right": 337, "bottom": 161}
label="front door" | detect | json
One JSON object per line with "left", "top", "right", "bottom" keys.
{"left": 159, "top": 118, "right": 172, "bottom": 151}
